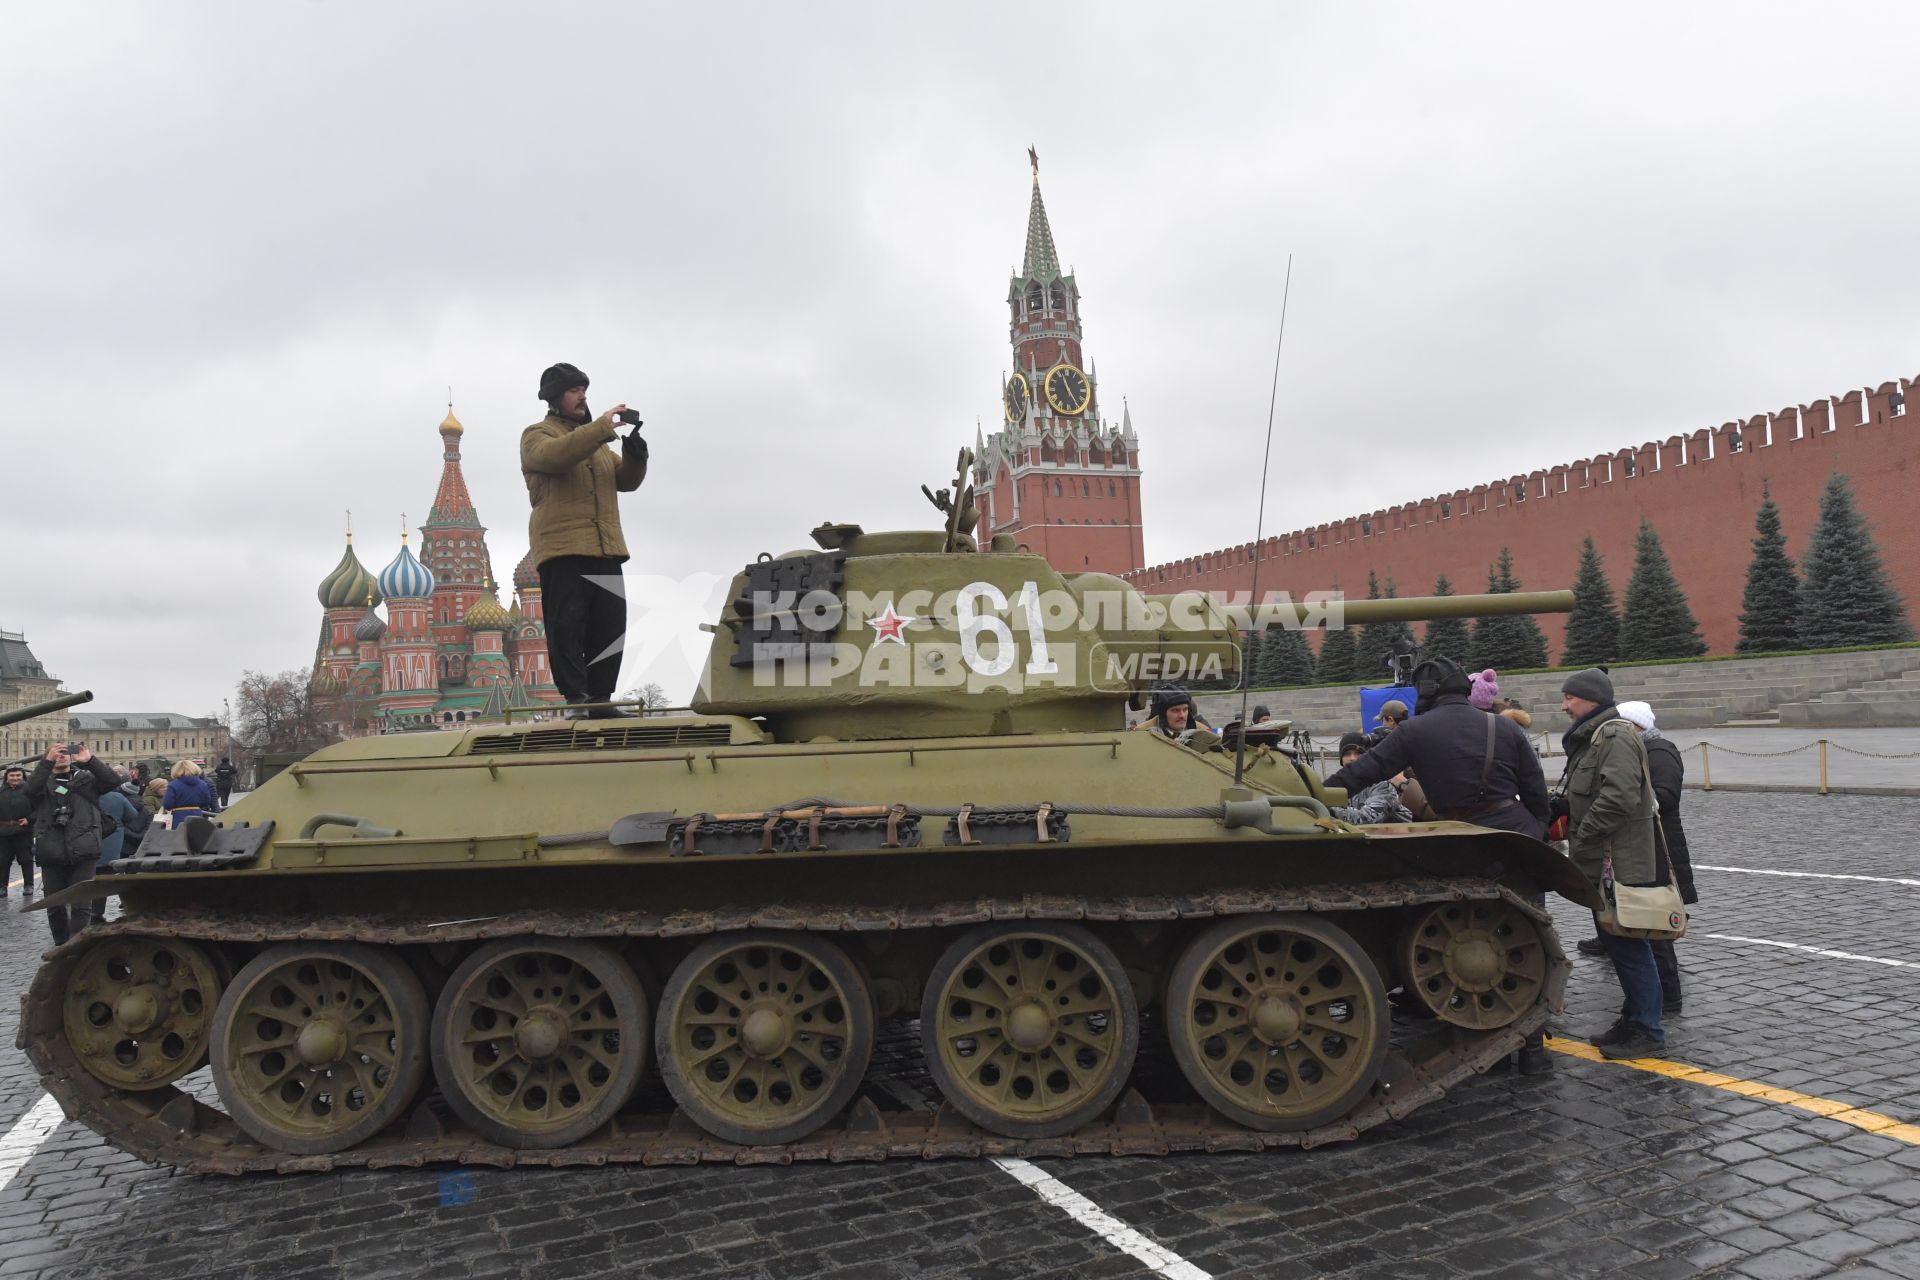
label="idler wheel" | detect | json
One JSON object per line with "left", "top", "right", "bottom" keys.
{"left": 210, "top": 942, "right": 429, "bottom": 1155}
{"left": 656, "top": 931, "right": 874, "bottom": 1146}
{"left": 62, "top": 937, "right": 225, "bottom": 1091}
{"left": 1167, "top": 913, "right": 1389, "bottom": 1132}
{"left": 1396, "top": 900, "right": 1549, "bottom": 1030}
{"left": 429, "top": 938, "right": 650, "bottom": 1149}
{"left": 920, "top": 923, "right": 1139, "bottom": 1139}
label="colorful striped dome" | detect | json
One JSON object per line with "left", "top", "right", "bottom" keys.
{"left": 464, "top": 595, "right": 510, "bottom": 631}
{"left": 317, "top": 540, "right": 383, "bottom": 609}
{"left": 513, "top": 550, "right": 540, "bottom": 591}
{"left": 377, "top": 539, "right": 436, "bottom": 600}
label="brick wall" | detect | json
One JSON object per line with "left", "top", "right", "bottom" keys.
{"left": 1125, "top": 375, "right": 1918, "bottom": 656}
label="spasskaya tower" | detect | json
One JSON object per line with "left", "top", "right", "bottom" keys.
{"left": 973, "top": 150, "right": 1144, "bottom": 575}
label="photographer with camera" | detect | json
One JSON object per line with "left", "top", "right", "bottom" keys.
{"left": 23, "top": 743, "right": 122, "bottom": 944}
{"left": 521, "top": 362, "right": 650, "bottom": 719}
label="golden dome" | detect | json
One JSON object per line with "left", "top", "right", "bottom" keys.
{"left": 440, "top": 407, "right": 464, "bottom": 436}
{"left": 464, "top": 594, "right": 509, "bottom": 631}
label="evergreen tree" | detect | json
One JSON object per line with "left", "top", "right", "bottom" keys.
{"left": 1421, "top": 573, "right": 1472, "bottom": 666}
{"left": 1351, "top": 570, "right": 1391, "bottom": 684}
{"left": 1617, "top": 519, "right": 1707, "bottom": 660}
{"left": 1238, "top": 629, "right": 1263, "bottom": 688}
{"left": 1262, "top": 625, "right": 1317, "bottom": 686}
{"left": 1736, "top": 480, "right": 1801, "bottom": 653}
{"left": 1471, "top": 549, "right": 1550, "bottom": 669}
{"left": 1798, "top": 473, "right": 1914, "bottom": 647}
{"left": 1316, "top": 625, "right": 1356, "bottom": 684}
{"left": 1561, "top": 537, "right": 1621, "bottom": 667}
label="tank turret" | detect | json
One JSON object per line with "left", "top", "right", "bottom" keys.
{"left": 692, "top": 452, "right": 1572, "bottom": 739}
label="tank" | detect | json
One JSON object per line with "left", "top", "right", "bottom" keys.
{"left": 19, "top": 459, "right": 1594, "bottom": 1172}
{"left": 1, "top": 689, "right": 94, "bottom": 729}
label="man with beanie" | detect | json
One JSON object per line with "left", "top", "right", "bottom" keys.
{"left": 1329, "top": 732, "right": 1414, "bottom": 824}
{"left": 1, "top": 765, "right": 33, "bottom": 899}
{"left": 521, "top": 362, "right": 650, "bottom": 717}
{"left": 1555, "top": 668, "right": 1667, "bottom": 1059}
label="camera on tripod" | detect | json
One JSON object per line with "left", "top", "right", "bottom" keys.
{"left": 1383, "top": 635, "right": 1421, "bottom": 687}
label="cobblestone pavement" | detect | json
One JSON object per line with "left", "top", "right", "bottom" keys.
{"left": 2, "top": 792, "right": 1917, "bottom": 1279}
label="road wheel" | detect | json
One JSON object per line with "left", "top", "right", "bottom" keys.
{"left": 430, "top": 938, "right": 649, "bottom": 1148}
{"left": 211, "top": 942, "right": 429, "bottom": 1154}
{"left": 656, "top": 931, "right": 873, "bottom": 1146}
{"left": 1396, "top": 900, "right": 1548, "bottom": 1030}
{"left": 1167, "top": 914, "right": 1388, "bottom": 1132}
{"left": 63, "top": 936, "right": 225, "bottom": 1091}
{"left": 920, "top": 923, "right": 1138, "bottom": 1139}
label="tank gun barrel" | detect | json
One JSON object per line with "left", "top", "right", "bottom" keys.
{"left": 1274, "top": 590, "right": 1575, "bottom": 629}
{"left": 0, "top": 689, "right": 92, "bottom": 729}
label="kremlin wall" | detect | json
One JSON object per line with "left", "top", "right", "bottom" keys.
{"left": 1122, "top": 375, "right": 1917, "bottom": 658}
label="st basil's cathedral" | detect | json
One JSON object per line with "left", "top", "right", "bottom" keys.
{"left": 309, "top": 407, "right": 564, "bottom": 736}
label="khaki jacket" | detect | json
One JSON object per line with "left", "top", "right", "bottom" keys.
{"left": 1561, "top": 710, "right": 1659, "bottom": 886}
{"left": 520, "top": 411, "right": 648, "bottom": 566}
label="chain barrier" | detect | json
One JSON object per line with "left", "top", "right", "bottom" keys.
{"left": 1690, "top": 740, "right": 1817, "bottom": 758}
{"left": 1826, "top": 742, "right": 1920, "bottom": 760}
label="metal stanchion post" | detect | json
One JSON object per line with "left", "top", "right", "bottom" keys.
{"left": 1818, "top": 739, "right": 1829, "bottom": 795}
{"left": 1700, "top": 741, "right": 1712, "bottom": 791}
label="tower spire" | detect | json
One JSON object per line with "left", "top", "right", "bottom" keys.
{"left": 1022, "top": 148, "right": 1060, "bottom": 280}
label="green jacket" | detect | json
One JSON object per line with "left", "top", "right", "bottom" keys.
{"left": 1560, "top": 707, "right": 1659, "bottom": 885}
{"left": 520, "top": 411, "right": 648, "bottom": 566}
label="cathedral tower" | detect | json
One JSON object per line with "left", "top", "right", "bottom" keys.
{"left": 974, "top": 151, "right": 1144, "bottom": 575}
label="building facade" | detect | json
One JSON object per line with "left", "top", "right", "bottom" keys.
{"left": 68, "top": 713, "right": 229, "bottom": 766}
{"left": 311, "top": 407, "right": 564, "bottom": 736}
{"left": 973, "top": 155, "right": 1144, "bottom": 575}
{"left": 1125, "top": 377, "right": 1918, "bottom": 657}
{"left": 0, "top": 631, "right": 68, "bottom": 764}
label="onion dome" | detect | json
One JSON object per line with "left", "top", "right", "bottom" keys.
{"left": 317, "top": 539, "right": 382, "bottom": 609}
{"left": 513, "top": 550, "right": 540, "bottom": 591}
{"left": 464, "top": 594, "right": 510, "bottom": 632}
{"left": 354, "top": 602, "right": 388, "bottom": 643}
{"left": 312, "top": 669, "right": 339, "bottom": 695}
{"left": 440, "top": 406, "right": 463, "bottom": 437}
{"left": 377, "top": 537, "right": 436, "bottom": 600}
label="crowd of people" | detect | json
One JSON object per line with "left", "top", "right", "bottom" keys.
{"left": 1136, "top": 657, "right": 1696, "bottom": 1077}
{"left": 3, "top": 748, "right": 239, "bottom": 944}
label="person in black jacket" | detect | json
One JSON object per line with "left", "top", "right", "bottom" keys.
{"left": 1326, "top": 657, "right": 1550, "bottom": 840}
{"left": 1618, "top": 701, "right": 1694, "bottom": 1011}
{"left": 0, "top": 765, "right": 33, "bottom": 898}
{"left": 24, "top": 744, "right": 123, "bottom": 944}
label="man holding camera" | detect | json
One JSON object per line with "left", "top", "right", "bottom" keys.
{"left": 23, "top": 743, "right": 121, "bottom": 944}
{"left": 521, "top": 362, "right": 650, "bottom": 718}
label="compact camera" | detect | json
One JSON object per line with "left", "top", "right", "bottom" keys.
{"left": 613, "top": 409, "right": 644, "bottom": 430}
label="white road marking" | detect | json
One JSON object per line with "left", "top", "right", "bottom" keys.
{"left": 0, "top": 1094, "right": 64, "bottom": 1194}
{"left": 1705, "top": 933, "right": 1920, "bottom": 970}
{"left": 1695, "top": 865, "right": 1920, "bottom": 888}
{"left": 871, "top": 1075, "right": 1211, "bottom": 1278}
{"left": 991, "top": 1156, "right": 1212, "bottom": 1279}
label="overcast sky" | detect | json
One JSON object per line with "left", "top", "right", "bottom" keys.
{"left": 3, "top": 2, "right": 1916, "bottom": 717}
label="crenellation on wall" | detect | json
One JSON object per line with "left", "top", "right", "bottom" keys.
{"left": 1124, "top": 369, "right": 1920, "bottom": 654}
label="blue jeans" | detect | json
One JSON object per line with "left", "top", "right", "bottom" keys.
{"left": 1598, "top": 926, "right": 1666, "bottom": 1042}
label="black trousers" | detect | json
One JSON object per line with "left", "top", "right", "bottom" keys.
{"left": 538, "top": 555, "right": 627, "bottom": 706}
{"left": 40, "top": 857, "right": 96, "bottom": 945}
{"left": 1, "top": 832, "right": 32, "bottom": 893}
{"left": 1651, "top": 939, "right": 1682, "bottom": 1006}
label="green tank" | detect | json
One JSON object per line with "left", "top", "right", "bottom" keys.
{"left": 19, "top": 459, "right": 1592, "bottom": 1171}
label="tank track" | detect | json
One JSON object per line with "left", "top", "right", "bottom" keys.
{"left": 19, "top": 877, "right": 1566, "bottom": 1174}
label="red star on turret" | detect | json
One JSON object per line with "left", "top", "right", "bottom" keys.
{"left": 868, "top": 603, "right": 915, "bottom": 645}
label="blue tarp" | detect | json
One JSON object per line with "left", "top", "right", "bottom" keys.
{"left": 1359, "top": 684, "right": 1417, "bottom": 734}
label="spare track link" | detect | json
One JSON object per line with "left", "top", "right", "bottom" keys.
{"left": 20, "top": 878, "right": 1568, "bottom": 1174}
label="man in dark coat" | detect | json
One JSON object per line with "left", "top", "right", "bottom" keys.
{"left": 24, "top": 744, "right": 123, "bottom": 944}
{"left": 1327, "top": 657, "right": 1555, "bottom": 1075}
{"left": 1618, "top": 701, "right": 1694, "bottom": 1012}
{"left": 0, "top": 765, "right": 33, "bottom": 898}
{"left": 213, "top": 756, "right": 237, "bottom": 808}
{"left": 1326, "top": 658, "right": 1549, "bottom": 840}
{"left": 1555, "top": 669, "right": 1666, "bottom": 1059}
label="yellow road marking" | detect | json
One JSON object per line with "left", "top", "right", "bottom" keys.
{"left": 1546, "top": 1035, "right": 1920, "bottom": 1146}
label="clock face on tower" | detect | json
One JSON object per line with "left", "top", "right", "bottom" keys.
{"left": 1044, "top": 363, "right": 1091, "bottom": 416}
{"left": 1003, "top": 371, "right": 1029, "bottom": 423}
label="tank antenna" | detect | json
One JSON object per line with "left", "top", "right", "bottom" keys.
{"left": 1233, "top": 253, "right": 1293, "bottom": 788}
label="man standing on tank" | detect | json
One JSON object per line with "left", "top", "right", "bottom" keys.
{"left": 521, "top": 362, "right": 649, "bottom": 719}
